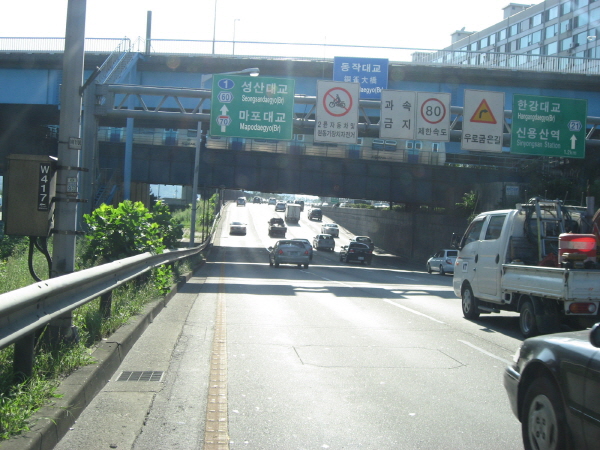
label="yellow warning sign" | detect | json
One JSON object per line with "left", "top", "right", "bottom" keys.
{"left": 470, "top": 99, "right": 497, "bottom": 124}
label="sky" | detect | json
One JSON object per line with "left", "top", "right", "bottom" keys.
{"left": 1, "top": 0, "right": 530, "bottom": 53}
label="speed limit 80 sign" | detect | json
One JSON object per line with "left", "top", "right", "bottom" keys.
{"left": 415, "top": 92, "right": 451, "bottom": 142}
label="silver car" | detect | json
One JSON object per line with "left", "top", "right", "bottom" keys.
{"left": 268, "top": 240, "right": 310, "bottom": 268}
{"left": 313, "top": 234, "right": 335, "bottom": 251}
{"left": 321, "top": 223, "right": 339, "bottom": 237}
{"left": 426, "top": 249, "right": 458, "bottom": 275}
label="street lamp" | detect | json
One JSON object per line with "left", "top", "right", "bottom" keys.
{"left": 233, "top": 19, "right": 240, "bottom": 55}
{"left": 189, "top": 67, "right": 260, "bottom": 246}
{"left": 212, "top": 0, "right": 218, "bottom": 54}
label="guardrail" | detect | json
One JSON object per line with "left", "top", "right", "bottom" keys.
{"left": 0, "top": 243, "right": 206, "bottom": 378}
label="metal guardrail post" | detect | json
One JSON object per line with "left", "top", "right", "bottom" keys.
{"left": 13, "top": 333, "right": 35, "bottom": 381}
{"left": 100, "top": 292, "right": 112, "bottom": 319}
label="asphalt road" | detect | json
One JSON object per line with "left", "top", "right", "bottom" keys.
{"left": 54, "top": 203, "right": 524, "bottom": 450}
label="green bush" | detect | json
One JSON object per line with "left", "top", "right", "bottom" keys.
{"left": 82, "top": 200, "right": 182, "bottom": 264}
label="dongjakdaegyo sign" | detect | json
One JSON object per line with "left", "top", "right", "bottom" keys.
{"left": 333, "top": 57, "right": 388, "bottom": 99}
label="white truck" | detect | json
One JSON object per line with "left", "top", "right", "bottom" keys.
{"left": 452, "top": 198, "right": 600, "bottom": 337}
{"left": 285, "top": 203, "right": 301, "bottom": 223}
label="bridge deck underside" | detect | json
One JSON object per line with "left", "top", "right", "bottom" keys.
{"left": 100, "top": 143, "right": 524, "bottom": 206}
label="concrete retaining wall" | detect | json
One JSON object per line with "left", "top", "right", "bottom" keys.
{"left": 320, "top": 207, "right": 468, "bottom": 263}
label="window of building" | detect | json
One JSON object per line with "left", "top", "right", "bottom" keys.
{"left": 545, "top": 40, "right": 559, "bottom": 54}
{"left": 415, "top": 141, "right": 423, "bottom": 150}
{"left": 520, "top": 34, "right": 531, "bottom": 48}
{"left": 521, "top": 18, "right": 531, "bottom": 32}
{"left": 592, "top": 7, "right": 600, "bottom": 23}
{"left": 531, "top": 13, "right": 543, "bottom": 27}
{"left": 432, "top": 143, "right": 440, "bottom": 152}
{"left": 561, "top": 1, "right": 572, "bottom": 15}
{"left": 561, "top": 36, "right": 574, "bottom": 50}
{"left": 498, "top": 28, "right": 507, "bottom": 41}
{"left": 546, "top": 23, "right": 559, "bottom": 38}
{"left": 547, "top": 5, "right": 559, "bottom": 20}
{"left": 489, "top": 33, "right": 496, "bottom": 46}
{"left": 560, "top": 18, "right": 572, "bottom": 33}
{"left": 574, "top": 30, "right": 589, "bottom": 44}
{"left": 405, "top": 141, "right": 414, "bottom": 150}
{"left": 480, "top": 36, "right": 489, "bottom": 48}
{"left": 575, "top": 0, "right": 589, "bottom": 8}
{"left": 574, "top": 12, "right": 589, "bottom": 28}
{"left": 510, "top": 23, "right": 520, "bottom": 36}
{"left": 469, "top": 41, "right": 478, "bottom": 51}
{"left": 510, "top": 40, "right": 519, "bottom": 51}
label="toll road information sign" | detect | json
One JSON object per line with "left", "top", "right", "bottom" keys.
{"left": 415, "top": 92, "right": 451, "bottom": 142}
{"left": 210, "top": 75, "right": 295, "bottom": 140}
{"left": 315, "top": 80, "right": 360, "bottom": 144}
{"left": 461, "top": 89, "right": 505, "bottom": 152}
{"left": 510, "top": 94, "right": 587, "bottom": 158}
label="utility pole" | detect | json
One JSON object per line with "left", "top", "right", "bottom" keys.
{"left": 50, "top": 0, "right": 86, "bottom": 338}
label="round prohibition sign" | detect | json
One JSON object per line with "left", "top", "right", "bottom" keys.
{"left": 323, "top": 87, "right": 353, "bottom": 117}
{"left": 420, "top": 98, "right": 446, "bottom": 124}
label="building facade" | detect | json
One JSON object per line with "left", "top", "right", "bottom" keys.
{"left": 442, "top": 1, "right": 600, "bottom": 67}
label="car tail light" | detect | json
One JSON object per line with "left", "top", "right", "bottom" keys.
{"left": 445, "top": 258, "right": 452, "bottom": 264}
{"left": 278, "top": 250, "right": 284, "bottom": 255}
{"left": 304, "top": 250, "right": 309, "bottom": 255}
{"left": 349, "top": 249, "right": 355, "bottom": 253}
{"left": 569, "top": 302, "right": 597, "bottom": 314}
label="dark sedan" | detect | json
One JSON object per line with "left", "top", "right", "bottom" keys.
{"left": 503, "top": 323, "right": 600, "bottom": 450}
{"left": 339, "top": 242, "right": 373, "bottom": 265}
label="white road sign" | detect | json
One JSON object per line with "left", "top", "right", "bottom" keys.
{"left": 315, "top": 80, "right": 360, "bottom": 144}
{"left": 461, "top": 89, "right": 505, "bottom": 152}
{"left": 415, "top": 92, "right": 451, "bottom": 142}
{"left": 380, "top": 90, "right": 416, "bottom": 140}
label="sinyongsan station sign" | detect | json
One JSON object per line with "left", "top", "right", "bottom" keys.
{"left": 510, "top": 94, "right": 587, "bottom": 158}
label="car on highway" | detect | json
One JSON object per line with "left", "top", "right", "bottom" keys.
{"left": 351, "top": 236, "right": 374, "bottom": 250}
{"left": 268, "top": 240, "right": 310, "bottom": 268}
{"left": 313, "top": 234, "right": 335, "bottom": 251}
{"left": 308, "top": 208, "right": 322, "bottom": 221}
{"left": 253, "top": 196, "right": 262, "bottom": 204}
{"left": 426, "top": 249, "right": 457, "bottom": 275}
{"left": 229, "top": 221, "right": 247, "bottom": 235}
{"left": 268, "top": 198, "right": 277, "bottom": 205}
{"left": 504, "top": 323, "right": 600, "bottom": 450}
{"left": 275, "top": 202, "right": 286, "bottom": 212}
{"left": 339, "top": 242, "right": 373, "bottom": 265}
{"left": 236, "top": 197, "right": 246, "bottom": 206}
{"left": 292, "top": 238, "right": 313, "bottom": 261}
{"left": 321, "top": 223, "right": 339, "bottom": 237}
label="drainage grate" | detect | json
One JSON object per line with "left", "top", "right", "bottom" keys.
{"left": 117, "top": 371, "right": 164, "bottom": 382}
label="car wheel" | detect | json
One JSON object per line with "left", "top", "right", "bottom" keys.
{"left": 462, "top": 285, "right": 480, "bottom": 320}
{"left": 522, "top": 377, "right": 568, "bottom": 450}
{"left": 339, "top": 254, "right": 344, "bottom": 261}
{"left": 519, "top": 299, "right": 539, "bottom": 338}
{"left": 269, "top": 258, "right": 273, "bottom": 267}
{"left": 439, "top": 265, "right": 445, "bottom": 275}
{"left": 427, "top": 264, "right": 432, "bottom": 274}
{"left": 274, "top": 261, "right": 279, "bottom": 268}
{"left": 297, "top": 264, "right": 302, "bottom": 268}
{"left": 304, "top": 264, "right": 308, "bottom": 269}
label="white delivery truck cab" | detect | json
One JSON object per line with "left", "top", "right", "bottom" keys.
{"left": 453, "top": 199, "right": 600, "bottom": 337}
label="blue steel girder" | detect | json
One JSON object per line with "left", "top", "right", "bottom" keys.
{"left": 95, "top": 83, "right": 600, "bottom": 146}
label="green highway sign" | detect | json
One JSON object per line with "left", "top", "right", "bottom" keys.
{"left": 511, "top": 94, "right": 587, "bottom": 158}
{"left": 210, "top": 75, "right": 295, "bottom": 140}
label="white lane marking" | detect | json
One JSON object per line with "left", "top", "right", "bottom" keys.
{"left": 395, "top": 275, "right": 419, "bottom": 281}
{"left": 382, "top": 299, "right": 445, "bottom": 324}
{"left": 458, "top": 340, "right": 512, "bottom": 365}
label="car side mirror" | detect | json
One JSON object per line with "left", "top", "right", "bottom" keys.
{"left": 590, "top": 322, "right": 600, "bottom": 348}
{"left": 268, "top": 247, "right": 273, "bottom": 251}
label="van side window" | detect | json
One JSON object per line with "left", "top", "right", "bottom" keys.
{"left": 462, "top": 218, "right": 485, "bottom": 246}
{"left": 484, "top": 215, "right": 507, "bottom": 240}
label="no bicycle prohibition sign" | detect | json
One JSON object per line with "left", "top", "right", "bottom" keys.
{"left": 323, "top": 87, "right": 353, "bottom": 117}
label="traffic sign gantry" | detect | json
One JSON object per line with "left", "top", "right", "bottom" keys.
{"left": 210, "top": 74, "right": 295, "bottom": 140}
{"left": 510, "top": 94, "right": 588, "bottom": 158}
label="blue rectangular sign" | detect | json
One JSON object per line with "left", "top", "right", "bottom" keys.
{"left": 333, "top": 57, "right": 388, "bottom": 99}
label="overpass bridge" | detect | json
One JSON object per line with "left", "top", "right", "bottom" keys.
{"left": 2, "top": 38, "right": 600, "bottom": 210}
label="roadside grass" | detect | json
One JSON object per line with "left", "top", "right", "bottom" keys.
{"left": 0, "top": 235, "right": 200, "bottom": 441}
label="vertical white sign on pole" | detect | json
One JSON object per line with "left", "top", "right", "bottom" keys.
{"left": 415, "top": 92, "right": 451, "bottom": 142}
{"left": 380, "top": 90, "right": 417, "bottom": 140}
{"left": 461, "top": 89, "right": 505, "bottom": 152}
{"left": 315, "top": 80, "right": 360, "bottom": 144}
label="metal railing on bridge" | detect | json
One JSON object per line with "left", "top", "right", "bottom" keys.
{"left": 3, "top": 37, "right": 600, "bottom": 76}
